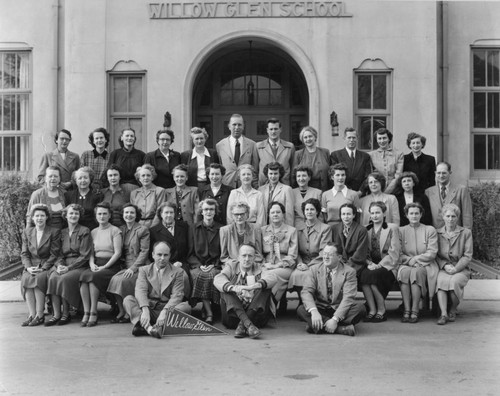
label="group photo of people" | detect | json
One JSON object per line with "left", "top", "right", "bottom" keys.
{"left": 20, "top": 114, "right": 474, "bottom": 339}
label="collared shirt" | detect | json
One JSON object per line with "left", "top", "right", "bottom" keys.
{"left": 268, "top": 139, "right": 280, "bottom": 148}
{"left": 229, "top": 136, "right": 239, "bottom": 157}
{"left": 191, "top": 147, "right": 211, "bottom": 181}
{"left": 346, "top": 148, "right": 356, "bottom": 159}
{"left": 332, "top": 185, "right": 348, "bottom": 198}
{"left": 160, "top": 150, "right": 170, "bottom": 162}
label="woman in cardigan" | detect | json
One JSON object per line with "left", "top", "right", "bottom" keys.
{"left": 398, "top": 202, "right": 438, "bottom": 324}
{"left": 435, "top": 203, "right": 473, "bottom": 325}
{"left": 107, "top": 203, "right": 150, "bottom": 323}
{"left": 46, "top": 204, "right": 91, "bottom": 326}
{"left": 20, "top": 204, "right": 61, "bottom": 326}
{"left": 360, "top": 201, "right": 401, "bottom": 323}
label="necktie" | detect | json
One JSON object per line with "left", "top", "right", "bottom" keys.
{"left": 343, "top": 225, "right": 349, "bottom": 239}
{"left": 271, "top": 142, "right": 278, "bottom": 159}
{"left": 441, "top": 185, "right": 446, "bottom": 201}
{"left": 327, "top": 270, "right": 334, "bottom": 302}
{"left": 350, "top": 150, "right": 355, "bottom": 160}
{"left": 234, "top": 139, "right": 240, "bottom": 166}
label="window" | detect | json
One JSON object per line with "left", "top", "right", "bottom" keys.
{"left": 472, "top": 48, "right": 500, "bottom": 171}
{"left": 108, "top": 65, "right": 146, "bottom": 150}
{"left": 0, "top": 50, "right": 30, "bottom": 172}
{"left": 354, "top": 59, "right": 392, "bottom": 150}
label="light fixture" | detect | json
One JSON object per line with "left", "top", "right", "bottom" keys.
{"left": 247, "top": 40, "right": 255, "bottom": 105}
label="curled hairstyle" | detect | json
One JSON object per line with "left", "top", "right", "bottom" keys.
{"left": 30, "top": 203, "right": 51, "bottom": 220}
{"left": 268, "top": 201, "right": 286, "bottom": 216}
{"left": 73, "top": 166, "right": 95, "bottom": 183}
{"left": 263, "top": 161, "right": 285, "bottom": 181}
{"left": 62, "top": 203, "right": 84, "bottom": 220}
{"left": 121, "top": 203, "right": 142, "bottom": 222}
{"left": 156, "top": 201, "right": 177, "bottom": 219}
{"left": 328, "top": 163, "right": 348, "bottom": 179}
{"left": 198, "top": 198, "right": 220, "bottom": 216}
{"left": 374, "top": 128, "right": 393, "bottom": 143}
{"left": 94, "top": 201, "right": 112, "bottom": 215}
{"left": 294, "top": 165, "right": 313, "bottom": 180}
{"left": 106, "top": 163, "right": 123, "bottom": 179}
{"left": 88, "top": 127, "right": 110, "bottom": 148}
{"left": 118, "top": 128, "right": 136, "bottom": 148}
{"left": 237, "top": 163, "right": 255, "bottom": 179}
{"left": 369, "top": 200, "right": 387, "bottom": 214}
{"left": 190, "top": 127, "right": 209, "bottom": 141}
{"left": 156, "top": 129, "right": 175, "bottom": 144}
{"left": 229, "top": 201, "right": 250, "bottom": 216}
{"left": 299, "top": 126, "right": 318, "bottom": 143}
{"left": 301, "top": 198, "right": 321, "bottom": 216}
{"left": 205, "top": 162, "right": 226, "bottom": 179}
{"left": 441, "top": 203, "right": 461, "bottom": 218}
{"left": 406, "top": 132, "right": 426, "bottom": 149}
{"left": 55, "top": 129, "right": 72, "bottom": 143}
{"left": 361, "top": 172, "right": 387, "bottom": 197}
{"left": 404, "top": 202, "right": 424, "bottom": 217}
{"left": 135, "top": 163, "right": 157, "bottom": 183}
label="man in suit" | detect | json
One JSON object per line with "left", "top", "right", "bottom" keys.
{"left": 123, "top": 241, "right": 191, "bottom": 339}
{"left": 425, "top": 161, "right": 473, "bottom": 229}
{"left": 38, "top": 129, "right": 80, "bottom": 189}
{"left": 216, "top": 114, "right": 259, "bottom": 188}
{"left": 214, "top": 243, "right": 276, "bottom": 339}
{"left": 256, "top": 118, "right": 295, "bottom": 186}
{"left": 330, "top": 127, "right": 372, "bottom": 191}
{"left": 297, "top": 243, "right": 365, "bottom": 336}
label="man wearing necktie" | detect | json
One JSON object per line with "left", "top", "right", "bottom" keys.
{"left": 297, "top": 243, "right": 365, "bottom": 336}
{"left": 123, "top": 241, "right": 191, "bottom": 339}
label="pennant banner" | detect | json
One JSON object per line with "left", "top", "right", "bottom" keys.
{"left": 161, "top": 309, "right": 228, "bottom": 336}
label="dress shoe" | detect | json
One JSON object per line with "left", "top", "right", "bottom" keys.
{"left": 437, "top": 315, "right": 448, "bottom": 325}
{"left": 149, "top": 325, "right": 163, "bottom": 339}
{"left": 86, "top": 312, "right": 98, "bottom": 327}
{"left": 247, "top": 324, "right": 261, "bottom": 339}
{"left": 234, "top": 322, "right": 247, "bottom": 338}
{"left": 132, "top": 322, "right": 149, "bottom": 337}
{"left": 335, "top": 324, "right": 356, "bottom": 337}
{"left": 58, "top": 315, "right": 72, "bottom": 326}
{"left": 21, "top": 316, "right": 33, "bottom": 327}
{"left": 81, "top": 312, "right": 90, "bottom": 327}
{"left": 28, "top": 315, "right": 45, "bottom": 327}
{"left": 44, "top": 316, "right": 61, "bottom": 327}
{"left": 118, "top": 316, "right": 131, "bottom": 324}
{"left": 448, "top": 312, "right": 456, "bottom": 322}
{"left": 305, "top": 324, "right": 315, "bottom": 334}
{"left": 371, "top": 313, "right": 387, "bottom": 323}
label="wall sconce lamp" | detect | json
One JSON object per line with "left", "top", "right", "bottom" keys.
{"left": 330, "top": 111, "right": 339, "bottom": 136}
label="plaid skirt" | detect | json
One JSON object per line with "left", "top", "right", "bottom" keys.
{"left": 190, "top": 267, "right": 220, "bottom": 303}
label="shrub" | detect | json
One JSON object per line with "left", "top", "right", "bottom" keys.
{"left": 470, "top": 182, "right": 500, "bottom": 262}
{"left": 0, "top": 174, "right": 38, "bottom": 265}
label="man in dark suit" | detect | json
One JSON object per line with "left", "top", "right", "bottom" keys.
{"left": 297, "top": 243, "right": 365, "bottom": 336}
{"left": 330, "top": 127, "right": 372, "bottom": 191}
{"left": 123, "top": 241, "right": 191, "bottom": 339}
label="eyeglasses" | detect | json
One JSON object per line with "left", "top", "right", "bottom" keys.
{"left": 158, "top": 138, "right": 171, "bottom": 142}
{"left": 232, "top": 212, "right": 247, "bottom": 217}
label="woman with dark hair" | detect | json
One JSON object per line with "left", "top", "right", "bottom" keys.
{"left": 64, "top": 166, "right": 103, "bottom": 230}
{"left": 165, "top": 164, "right": 199, "bottom": 226}
{"left": 46, "top": 204, "right": 91, "bottom": 326}
{"left": 398, "top": 202, "right": 438, "bottom": 324}
{"left": 20, "top": 204, "right": 61, "bottom": 326}
{"left": 332, "top": 203, "right": 368, "bottom": 276}
{"left": 197, "top": 163, "right": 233, "bottom": 225}
{"left": 261, "top": 201, "right": 298, "bottom": 309}
{"left": 359, "top": 172, "right": 399, "bottom": 226}
{"left": 368, "top": 128, "right": 404, "bottom": 194}
{"left": 258, "top": 161, "right": 294, "bottom": 225}
{"left": 292, "top": 126, "right": 331, "bottom": 191}
{"left": 394, "top": 171, "right": 432, "bottom": 226}
{"left": 130, "top": 164, "right": 166, "bottom": 228}
{"left": 79, "top": 202, "right": 123, "bottom": 327}
{"left": 359, "top": 201, "right": 400, "bottom": 323}
{"left": 107, "top": 203, "right": 150, "bottom": 323}
{"left": 321, "top": 163, "right": 360, "bottom": 226}
{"left": 292, "top": 166, "right": 322, "bottom": 229}
{"left": 144, "top": 129, "right": 181, "bottom": 189}
{"left": 100, "top": 164, "right": 130, "bottom": 227}
{"left": 80, "top": 127, "right": 110, "bottom": 191}
{"left": 27, "top": 165, "right": 66, "bottom": 229}
{"left": 180, "top": 127, "right": 220, "bottom": 188}
{"left": 402, "top": 132, "right": 436, "bottom": 193}
{"left": 107, "top": 127, "right": 146, "bottom": 195}
{"left": 187, "top": 198, "right": 223, "bottom": 324}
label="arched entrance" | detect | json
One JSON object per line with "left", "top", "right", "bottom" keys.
{"left": 192, "top": 39, "right": 309, "bottom": 148}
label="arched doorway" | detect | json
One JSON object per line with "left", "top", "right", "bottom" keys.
{"left": 192, "top": 39, "right": 309, "bottom": 149}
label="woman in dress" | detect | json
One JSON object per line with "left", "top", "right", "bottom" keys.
{"left": 321, "top": 163, "right": 361, "bottom": 226}
{"left": 402, "top": 132, "right": 436, "bottom": 194}
{"left": 144, "top": 129, "right": 181, "bottom": 189}
{"left": 435, "top": 203, "right": 473, "bottom": 325}
{"left": 64, "top": 166, "right": 102, "bottom": 230}
{"left": 292, "top": 126, "right": 330, "bottom": 191}
{"left": 291, "top": 166, "right": 322, "bottom": 229}
{"left": 261, "top": 202, "right": 298, "bottom": 310}
{"left": 197, "top": 163, "right": 233, "bottom": 225}
{"left": 130, "top": 164, "right": 166, "bottom": 228}
{"left": 20, "top": 204, "right": 61, "bottom": 326}
{"left": 46, "top": 204, "right": 91, "bottom": 326}
{"left": 398, "top": 202, "right": 438, "bottom": 323}
{"left": 359, "top": 172, "right": 400, "bottom": 226}
{"left": 394, "top": 171, "right": 432, "bottom": 226}
{"left": 165, "top": 164, "right": 198, "bottom": 226}
{"left": 288, "top": 198, "right": 331, "bottom": 298}
{"left": 27, "top": 166, "right": 66, "bottom": 229}
{"left": 107, "top": 203, "right": 150, "bottom": 323}
{"left": 359, "top": 201, "right": 401, "bottom": 323}
{"left": 226, "top": 164, "right": 265, "bottom": 227}
{"left": 100, "top": 164, "right": 130, "bottom": 227}
{"left": 79, "top": 202, "right": 123, "bottom": 327}
{"left": 188, "top": 198, "right": 223, "bottom": 324}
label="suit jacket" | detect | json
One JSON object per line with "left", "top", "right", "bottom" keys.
{"left": 403, "top": 152, "right": 436, "bottom": 193}
{"left": 135, "top": 262, "right": 185, "bottom": 309}
{"left": 297, "top": 221, "right": 332, "bottom": 266}
{"left": 256, "top": 139, "right": 295, "bottom": 186}
{"left": 330, "top": 148, "right": 372, "bottom": 191}
{"left": 301, "top": 261, "right": 357, "bottom": 322}
{"left": 149, "top": 221, "right": 190, "bottom": 263}
{"left": 55, "top": 224, "right": 91, "bottom": 270}
{"left": 165, "top": 186, "right": 199, "bottom": 225}
{"left": 219, "top": 222, "right": 263, "bottom": 265}
{"left": 180, "top": 148, "right": 220, "bottom": 187}
{"left": 120, "top": 223, "right": 150, "bottom": 271}
{"left": 187, "top": 221, "right": 222, "bottom": 269}
{"left": 258, "top": 182, "right": 295, "bottom": 226}
{"left": 366, "top": 223, "right": 400, "bottom": 274}
{"left": 425, "top": 183, "right": 473, "bottom": 229}
{"left": 144, "top": 149, "right": 181, "bottom": 189}
{"left": 38, "top": 149, "right": 80, "bottom": 184}
{"left": 332, "top": 221, "right": 368, "bottom": 273}
{"left": 396, "top": 191, "right": 432, "bottom": 226}
{"left": 197, "top": 183, "right": 233, "bottom": 225}
{"left": 216, "top": 136, "right": 259, "bottom": 188}
{"left": 21, "top": 226, "right": 61, "bottom": 270}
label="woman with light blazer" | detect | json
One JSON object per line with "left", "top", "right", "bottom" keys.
{"left": 20, "top": 204, "right": 61, "bottom": 327}
{"left": 398, "top": 202, "right": 438, "bottom": 324}
{"left": 360, "top": 201, "right": 400, "bottom": 323}
{"left": 165, "top": 164, "right": 198, "bottom": 226}
{"left": 107, "top": 203, "right": 150, "bottom": 323}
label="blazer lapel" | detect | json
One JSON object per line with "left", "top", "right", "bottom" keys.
{"left": 379, "top": 227, "right": 390, "bottom": 251}
{"left": 445, "top": 184, "right": 458, "bottom": 204}
{"left": 161, "top": 265, "right": 175, "bottom": 295}
{"left": 29, "top": 228, "right": 38, "bottom": 251}
{"left": 148, "top": 265, "right": 161, "bottom": 297}
{"left": 332, "top": 265, "right": 345, "bottom": 303}
{"left": 52, "top": 151, "right": 70, "bottom": 173}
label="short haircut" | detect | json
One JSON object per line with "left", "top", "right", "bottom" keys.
{"left": 406, "top": 132, "right": 426, "bottom": 149}
{"left": 190, "top": 127, "right": 209, "bottom": 140}
{"left": 230, "top": 201, "right": 250, "bottom": 215}
{"left": 198, "top": 198, "right": 220, "bottom": 216}
{"left": 301, "top": 198, "right": 321, "bottom": 216}
{"left": 339, "top": 203, "right": 358, "bottom": 222}
{"left": 441, "top": 203, "right": 461, "bottom": 218}
{"left": 374, "top": 128, "right": 393, "bottom": 143}
{"left": 46, "top": 165, "right": 61, "bottom": 177}
{"left": 436, "top": 161, "right": 452, "bottom": 172}
{"left": 118, "top": 128, "right": 136, "bottom": 148}
{"left": 205, "top": 162, "right": 226, "bottom": 179}
{"left": 344, "top": 127, "right": 357, "bottom": 136}
{"left": 156, "top": 129, "right": 175, "bottom": 144}
{"left": 156, "top": 201, "right": 177, "bottom": 219}
{"left": 268, "top": 201, "right": 286, "bottom": 216}
{"left": 172, "top": 164, "right": 189, "bottom": 175}
{"left": 106, "top": 164, "right": 123, "bottom": 178}
{"left": 236, "top": 163, "right": 255, "bottom": 178}
{"left": 369, "top": 200, "right": 387, "bottom": 214}
{"left": 361, "top": 172, "right": 387, "bottom": 196}
{"left": 135, "top": 163, "right": 157, "bottom": 183}
{"left": 267, "top": 118, "right": 281, "bottom": 127}
{"left": 62, "top": 203, "right": 84, "bottom": 220}
{"left": 30, "top": 203, "right": 51, "bottom": 220}
{"left": 328, "top": 163, "right": 348, "bottom": 178}
{"left": 153, "top": 240, "right": 172, "bottom": 253}
{"left": 88, "top": 127, "right": 110, "bottom": 148}
{"left": 120, "top": 203, "right": 142, "bottom": 222}
{"left": 398, "top": 171, "right": 419, "bottom": 187}
{"left": 73, "top": 166, "right": 95, "bottom": 183}
{"left": 294, "top": 165, "right": 313, "bottom": 179}
{"left": 299, "top": 126, "right": 318, "bottom": 142}
{"left": 263, "top": 161, "right": 285, "bottom": 180}
{"left": 404, "top": 202, "right": 424, "bottom": 216}
{"left": 55, "top": 129, "right": 72, "bottom": 143}
{"left": 94, "top": 201, "right": 112, "bottom": 215}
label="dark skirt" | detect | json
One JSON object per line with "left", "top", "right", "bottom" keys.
{"left": 190, "top": 267, "right": 220, "bottom": 303}
{"left": 47, "top": 267, "right": 86, "bottom": 307}
{"left": 79, "top": 257, "right": 120, "bottom": 294}
{"left": 107, "top": 269, "right": 138, "bottom": 299}
{"left": 21, "top": 270, "right": 49, "bottom": 296}
{"left": 360, "top": 267, "right": 396, "bottom": 297}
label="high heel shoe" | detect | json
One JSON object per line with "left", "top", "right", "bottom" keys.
{"left": 87, "top": 312, "right": 98, "bottom": 327}
{"left": 28, "top": 315, "right": 45, "bottom": 327}
{"left": 81, "top": 312, "right": 90, "bottom": 327}
{"left": 21, "top": 315, "right": 33, "bottom": 327}
{"left": 205, "top": 315, "right": 214, "bottom": 325}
